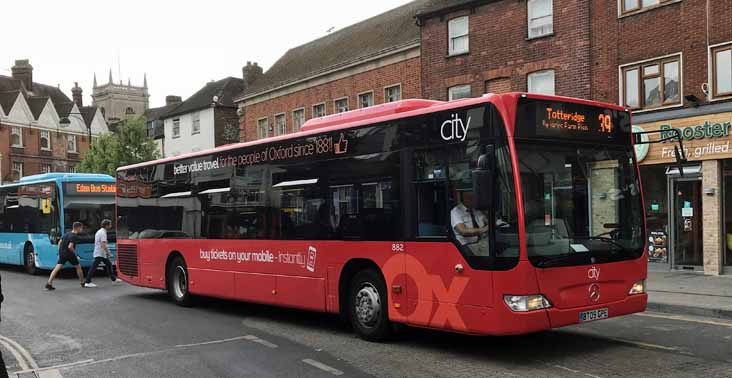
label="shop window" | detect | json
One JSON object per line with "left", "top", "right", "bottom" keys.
{"left": 622, "top": 56, "right": 681, "bottom": 110}
{"left": 724, "top": 160, "right": 732, "bottom": 266}
{"left": 640, "top": 165, "right": 670, "bottom": 263}
{"left": 713, "top": 44, "right": 732, "bottom": 98}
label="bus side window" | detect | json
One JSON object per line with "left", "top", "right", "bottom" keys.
{"left": 413, "top": 149, "right": 449, "bottom": 239}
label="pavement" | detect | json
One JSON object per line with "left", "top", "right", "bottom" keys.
{"left": 647, "top": 269, "right": 732, "bottom": 320}
{"left": 1, "top": 266, "right": 732, "bottom": 377}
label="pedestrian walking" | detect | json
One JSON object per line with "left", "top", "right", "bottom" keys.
{"left": 84, "top": 219, "right": 119, "bottom": 287}
{"left": 45, "top": 221, "right": 86, "bottom": 290}
{"left": 0, "top": 274, "right": 9, "bottom": 378}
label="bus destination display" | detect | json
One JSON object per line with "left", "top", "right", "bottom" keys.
{"left": 65, "top": 182, "right": 117, "bottom": 195}
{"left": 516, "top": 98, "right": 630, "bottom": 142}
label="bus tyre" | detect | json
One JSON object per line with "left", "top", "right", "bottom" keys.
{"left": 349, "top": 269, "right": 391, "bottom": 342}
{"left": 24, "top": 245, "right": 38, "bottom": 275}
{"left": 167, "top": 256, "right": 193, "bottom": 307}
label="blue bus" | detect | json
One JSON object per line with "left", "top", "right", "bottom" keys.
{"left": 0, "top": 173, "right": 116, "bottom": 274}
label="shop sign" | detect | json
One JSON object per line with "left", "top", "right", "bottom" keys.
{"left": 634, "top": 112, "right": 732, "bottom": 165}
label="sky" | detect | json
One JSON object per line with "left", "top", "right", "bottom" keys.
{"left": 1, "top": 0, "right": 413, "bottom": 108}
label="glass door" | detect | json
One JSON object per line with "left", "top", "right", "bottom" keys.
{"left": 670, "top": 177, "right": 704, "bottom": 269}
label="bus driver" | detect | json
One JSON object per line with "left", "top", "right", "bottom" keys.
{"left": 451, "top": 189, "right": 491, "bottom": 256}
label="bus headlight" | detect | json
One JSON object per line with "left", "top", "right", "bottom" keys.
{"left": 504, "top": 295, "right": 552, "bottom": 312}
{"left": 628, "top": 280, "right": 645, "bottom": 295}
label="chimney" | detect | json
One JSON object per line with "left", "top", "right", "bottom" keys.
{"left": 165, "top": 95, "right": 183, "bottom": 106}
{"left": 242, "top": 61, "right": 263, "bottom": 91}
{"left": 11, "top": 59, "right": 33, "bottom": 91}
{"left": 71, "top": 82, "right": 83, "bottom": 107}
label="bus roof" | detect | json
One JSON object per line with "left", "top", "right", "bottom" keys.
{"left": 118, "top": 92, "right": 629, "bottom": 172}
{"left": 5, "top": 173, "right": 115, "bottom": 187}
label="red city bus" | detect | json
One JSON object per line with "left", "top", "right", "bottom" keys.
{"left": 116, "top": 93, "right": 649, "bottom": 340}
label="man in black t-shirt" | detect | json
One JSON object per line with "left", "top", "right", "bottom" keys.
{"left": 45, "top": 222, "right": 86, "bottom": 290}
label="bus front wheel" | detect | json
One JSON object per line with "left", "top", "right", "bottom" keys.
{"left": 349, "top": 269, "right": 392, "bottom": 341}
{"left": 24, "top": 244, "right": 38, "bottom": 275}
{"left": 166, "top": 256, "right": 193, "bottom": 307}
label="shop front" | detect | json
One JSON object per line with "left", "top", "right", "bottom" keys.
{"left": 634, "top": 111, "right": 732, "bottom": 275}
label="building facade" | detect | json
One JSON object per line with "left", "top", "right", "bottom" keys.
{"left": 91, "top": 71, "right": 150, "bottom": 127}
{"left": 0, "top": 60, "right": 109, "bottom": 183}
{"left": 590, "top": 0, "right": 732, "bottom": 275}
{"left": 153, "top": 78, "right": 243, "bottom": 158}
{"left": 235, "top": 0, "right": 425, "bottom": 142}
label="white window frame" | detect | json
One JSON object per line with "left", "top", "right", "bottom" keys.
{"left": 172, "top": 118, "right": 181, "bottom": 139}
{"left": 384, "top": 84, "right": 402, "bottom": 103}
{"left": 11, "top": 127, "right": 23, "bottom": 147}
{"left": 292, "top": 108, "right": 305, "bottom": 132}
{"left": 191, "top": 112, "right": 200, "bottom": 135}
{"left": 312, "top": 102, "right": 326, "bottom": 118}
{"left": 67, "top": 134, "right": 78, "bottom": 153}
{"left": 448, "top": 16, "right": 469, "bottom": 56}
{"left": 528, "top": 0, "right": 554, "bottom": 39}
{"left": 257, "top": 117, "right": 269, "bottom": 139}
{"left": 527, "top": 70, "right": 556, "bottom": 95}
{"left": 709, "top": 41, "right": 732, "bottom": 101}
{"left": 274, "top": 113, "right": 286, "bottom": 136}
{"left": 68, "top": 165, "right": 77, "bottom": 173}
{"left": 40, "top": 130, "right": 51, "bottom": 151}
{"left": 41, "top": 164, "right": 52, "bottom": 174}
{"left": 448, "top": 84, "right": 472, "bottom": 100}
{"left": 618, "top": 53, "right": 684, "bottom": 112}
{"left": 334, "top": 97, "right": 349, "bottom": 113}
{"left": 357, "top": 91, "right": 374, "bottom": 108}
{"left": 12, "top": 162, "right": 23, "bottom": 179}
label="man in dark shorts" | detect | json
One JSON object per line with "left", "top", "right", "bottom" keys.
{"left": 45, "top": 221, "right": 86, "bottom": 290}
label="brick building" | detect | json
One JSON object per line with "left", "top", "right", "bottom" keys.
{"left": 589, "top": 0, "right": 732, "bottom": 275}
{"left": 417, "top": 0, "right": 591, "bottom": 100}
{"left": 0, "top": 60, "right": 108, "bottom": 183}
{"left": 235, "top": 0, "right": 426, "bottom": 142}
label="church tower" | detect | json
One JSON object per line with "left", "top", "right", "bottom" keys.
{"left": 91, "top": 70, "right": 150, "bottom": 126}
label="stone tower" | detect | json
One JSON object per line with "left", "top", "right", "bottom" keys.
{"left": 91, "top": 70, "right": 150, "bottom": 126}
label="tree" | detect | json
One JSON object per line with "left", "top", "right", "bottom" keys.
{"left": 78, "top": 117, "right": 160, "bottom": 176}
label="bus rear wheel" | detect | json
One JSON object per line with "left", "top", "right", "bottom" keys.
{"left": 24, "top": 244, "right": 38, "bottom": 275}
{"left": 349, "top": 269, "right": 392, "bottom": 341}
{"left": 166, "top": 256, "right": 193, "bottom": 307}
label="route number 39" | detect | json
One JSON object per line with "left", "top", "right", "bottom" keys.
{"left": 391, "top": 243, "right": 405, "bottom": 252}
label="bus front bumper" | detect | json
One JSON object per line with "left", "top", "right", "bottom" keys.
{"left": 546, "top": 293, "right": 648, "bottom": 329}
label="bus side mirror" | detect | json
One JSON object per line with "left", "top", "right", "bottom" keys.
{"left": 472, "top": 169, "right": 493, "bottom": 211}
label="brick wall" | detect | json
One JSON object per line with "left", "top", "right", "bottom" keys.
{"left": 419, "top": 0, "right": 591, "bottom": 101}
{"left": 591, "top": 0, "right": 732, "bottom": 105}
{"left": 240, "top": 57, "right": 421, "bottom": 142}
{"left": 702, "top": 160, "right": 722, "bottom": 275}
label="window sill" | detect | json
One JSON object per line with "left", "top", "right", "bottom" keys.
{"left": 710, "top": 93, "right": 732, "bottom": 102}
{"left": 172, "top": 136, "right": 180, "bottom": 139}
{"left": 191, "top": 132, "right": 200, "bottom": 135}
{"left": 446, "top": 51, "right": 469, "bottom": 59}
{"left": 619, "top": 0, "right": 682, "bottom": 19}
{"left": 11, "top": 145, "right": 23, "bottom": 149}
{"left": 526, "top": 32, "right": 554, "bottom": 41}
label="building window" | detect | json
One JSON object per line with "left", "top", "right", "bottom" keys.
{"left": 448, "top": 16, "right": 469, "bottom": 56}
{"left": 172, "top": 119, "right": 180, "bottom": 138}
{"left": 11, "top": 127, "right": 22, "bottom": 147}
{"left": 40, "top": 130, "right": 51, "bottom": 150}
{"left": 69, "top": 165, "right": 77, "bottom": 173}
{"left": 621, "top": 0, "right": 676, "bottom": 15}
{"left": 334, "top": 98, "right": 349, "bottom": 113}
{"left": 257, "top": 118, "right": 269, "bottom": 139}
{"left": 274, "top": 113, "right": 286, "bottom": 136}
{"left": 11, "top": 162, "right": 23, "bottom": 179}
{"left": 312, "top": 103, "right": 326, "bottom": 118}
{"left": 528, "top": 0, "right": 553, "bottom": 38}
{"left": 67, "top": 135, "right": 77, "bottom": 153}
{"left": 41, "top": 164, "right": 52, "bottom": 174}
{"left": 713, "top": 44, "right": 732, "bottom": 98}
{"left": 358, "top": 92, "right": 374, "bottom": 108}
{"left": 385, "top": 85, "right": 401, "bottom": 103}
{"left": 527, "top": 70, "right": 555, "bottom": 95}
{"left": 448, "top": 85, "right": 472, "bottom": 100}
{"left": 125, "top": 107, "right": 135, "bottom": 115}
{"left": 192, "top": 112, "right": 200, "bottom": 134}
{"left": 292, "top": 109, "right": 305, "bottom": 132}
{"left": 485, "top": 77, "right": 512, "bottom": 94}
{"left": 622, "top": 56, "right": 681, "bottom": 109}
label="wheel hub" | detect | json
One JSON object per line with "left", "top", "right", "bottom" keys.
{"left": 174, "top": 266, "right": 187, "bottom": 299}
{"left": 355, "top": 284, "right": 381, "bottom": 327}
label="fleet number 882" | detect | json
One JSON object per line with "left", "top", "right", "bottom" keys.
{"left": 391, "top": 243, "right": 405, "bottom": 252}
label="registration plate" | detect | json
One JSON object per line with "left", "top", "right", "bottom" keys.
{"left": 579, "top": 308, "right": 609, "bottom": 322}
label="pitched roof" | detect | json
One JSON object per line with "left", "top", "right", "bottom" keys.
{"left": 79, "top": 106, "right": 98, "bottom": 127}
{"left": 0, "top": 91, "right": 20, "bottom": 115}
{"left": 243, "top": 0, "right": 427, "bottom": 97}
{"left": 144, "top": 102, "right": 181, "bottom": 122}
{"left": 163, "top": 77, "right": 244, "bottom": 119}
{"left": 27, "top": 96, "right": 49, "bottom": 120}
{"left": 0, "top": 74, "right": 73, "bottom": 116}
{"left": 55, "top": 102, "right": 74, "bottom": 118}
